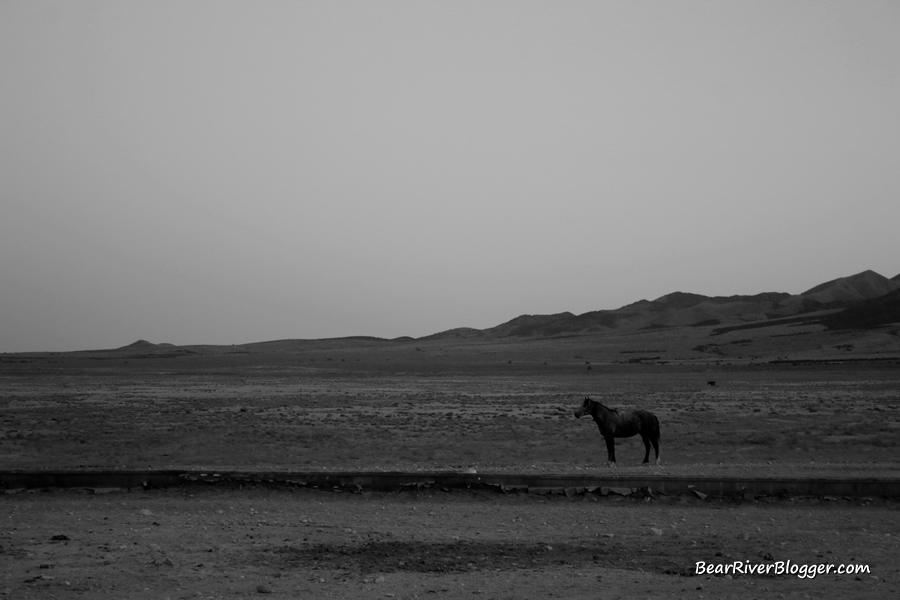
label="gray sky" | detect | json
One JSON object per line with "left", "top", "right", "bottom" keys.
{"left": 2, "top": 1, "right": 899, "bottom": 352}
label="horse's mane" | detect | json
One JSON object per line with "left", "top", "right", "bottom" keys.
{"left": 587, "top": 397, "right": 619, "bottom": 415}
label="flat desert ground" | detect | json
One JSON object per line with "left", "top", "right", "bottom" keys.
{"left": 1, "top": 334, "right": 899, "bottom": 598}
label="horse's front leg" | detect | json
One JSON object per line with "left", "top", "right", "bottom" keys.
{"left": 604, "top": 436, "right": 617, "bottom": 467}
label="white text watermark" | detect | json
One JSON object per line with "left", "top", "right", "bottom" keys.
{"left": 695, "top": 560, "right": 870, "bottom": 579}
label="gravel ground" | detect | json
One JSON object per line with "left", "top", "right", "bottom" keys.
{"left": 150, "top": 461, "right": 900, "bottom": 480}
{"left": 1, "top": 485, "right": 898, "bottom": 599}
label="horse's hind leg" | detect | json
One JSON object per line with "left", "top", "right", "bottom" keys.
{"left": 640, "top": 434, "right": 651, "bottom": 464}
{"left": 652, "top": 436, "right": 660, "bottom": 466}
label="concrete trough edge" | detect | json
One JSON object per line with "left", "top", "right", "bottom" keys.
{"left": 1, "top": 470, "right": 899, "bottom": 498}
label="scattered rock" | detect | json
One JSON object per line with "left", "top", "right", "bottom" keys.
{"left": 375, "top": 575, "right": 385, "bottom": 583}
{"left": 601, "top": 486, "right": 634, "bottom": 496}
{"left": 650, "top": 527, "right": 664, "bottom": 536}
{"left": 89, "top": 488, "right": 123, "bottom": 495}
{"left": 256, "top": 583, "right": 272, "bottom": 593}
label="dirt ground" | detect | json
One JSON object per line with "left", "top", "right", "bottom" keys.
{"left": 2, "top": 485, "right": 898, "bottom": 599}
{"left": 1, "top": 358, "right": 899, "bottom": 475}
{"left": 2, "top": 355, "right": 899, "bottom": 598}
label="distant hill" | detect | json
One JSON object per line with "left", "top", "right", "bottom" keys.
{"left": 425, "top": 269, "right": 900, "bottom": 340}
{"left": 822, "top": 288, "right": 900, "bottom": 330}
{"left": 418, "top": 327, "right": 484, "bottom": 341}
{"left": 801, "top": 270, "right": 899, "bottom": 304}
{"left": 108, "top": 269, "right": 899, "bottom": 352}
{"left": 484, "top": 312, "right": 577, "bottom": 337}
{"left": 120, "top": 340, "right": 158, "bottom": 350}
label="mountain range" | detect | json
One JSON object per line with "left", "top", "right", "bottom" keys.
{"left": 421, "top": 269, "right": 900, "bottom": 341}
{"left": 95, "top": 269, "right": 900, "bottom": 364}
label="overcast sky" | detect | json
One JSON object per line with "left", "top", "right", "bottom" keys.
{"left": 2, "top": 1, "right": 899, "bottom": 352}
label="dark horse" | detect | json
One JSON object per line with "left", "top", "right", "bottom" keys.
{"left": 574, "top": 397, "right": 660, "bottom": 466}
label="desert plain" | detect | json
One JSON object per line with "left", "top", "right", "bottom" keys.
{"left": 2, "top": 313, "right": 900, "bottom": 598}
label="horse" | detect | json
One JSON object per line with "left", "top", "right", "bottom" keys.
{"left": 574, "top": 396, "right": 660, "bottom": 466}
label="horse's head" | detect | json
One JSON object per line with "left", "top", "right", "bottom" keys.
{"left": 574, "top": 396, "right": 593, "bottom": 418}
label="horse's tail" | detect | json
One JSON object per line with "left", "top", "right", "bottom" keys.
{"left": 653, "top": 414, "right": 660, "bottom": 440}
